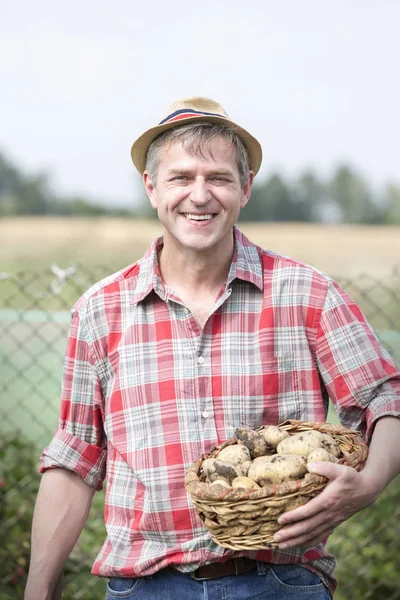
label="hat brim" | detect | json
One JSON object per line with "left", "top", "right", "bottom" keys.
{"left": 131, "top": 115, "right": 262, "bottom": 176}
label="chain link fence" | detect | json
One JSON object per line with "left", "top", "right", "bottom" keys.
{"left": 1, "top": 264, "right": 400, "bottom": 599}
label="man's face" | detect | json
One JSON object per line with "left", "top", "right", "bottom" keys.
{"left": 143, "top": 136, "right": 253, "bottom": 257}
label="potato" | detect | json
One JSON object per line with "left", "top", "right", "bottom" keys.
{"left": 251, "top": 455, "right": 272, "bottom": 465}
{"left": 241, "top": 460, "right": 252, "bottom": 476}
{"left": 209, "top": 479, "right": 232, "bottom": 490}
{"left": 277, "top": 430, "right": 325, "bottom": 456}
{"left": 307, "top": 448, "right": 339, "bottom": 464}
{"left": 320, "top": 434, "right": 342, "bottom": 458}
{"left": 248, "top": 454, "right": 308, "bottom": 485}
{"left": 231, "top": 476, "right": 260, "bottom": 491}
{"left": 235, "top": 427, "right": 268, "bottom": 458}
{"left": 217, "top": 444, "right": 251, "bottom": 466}
{"left": 202, "top": 458, "right": 243, "bottom": 484}
{"left": 261, "top": 425, "right": 290, "bottom": 450}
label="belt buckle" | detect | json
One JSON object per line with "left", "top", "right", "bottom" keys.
{"left": 190, "top": 570, "right": 209, "bottom": 582}
{"left": 189, "top": 558, "right": 241, "bottom": 581}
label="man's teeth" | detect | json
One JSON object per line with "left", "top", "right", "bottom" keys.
{"left": 184, "top": 214, "right": 213, "bottom": 221}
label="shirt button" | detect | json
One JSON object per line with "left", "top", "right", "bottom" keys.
{"left": 202, "top": 410, "right": 209, "bottom": 419}
{"left": 227, "top": 288, "right": 232, "bottom": 295}
{"left": 198, "top": 356, "right": 204, "bottom": 364}
{"left": 184, "top": 307, "right": 189, "bottom": 314}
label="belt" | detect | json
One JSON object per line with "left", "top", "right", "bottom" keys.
{"left": 183, "top": 557, "right": 258, "bottom": 581}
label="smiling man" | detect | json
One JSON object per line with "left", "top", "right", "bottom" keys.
{"left": 25, "top": 97, "right": 400, "bottom": 600}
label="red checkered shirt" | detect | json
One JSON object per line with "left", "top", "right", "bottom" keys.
{"left": 41, "top": 228, "right": 400, "bottom": 594}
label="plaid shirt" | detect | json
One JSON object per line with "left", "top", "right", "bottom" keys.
{"left": 41, "top": 228, "right": 400, "bottom": 594}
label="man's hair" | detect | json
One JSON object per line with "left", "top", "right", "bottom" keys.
{"left": 145, "top": 122, "right": 250, "bottom": 188}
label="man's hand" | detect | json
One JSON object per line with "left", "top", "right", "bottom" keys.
{"left": 273, "top": 461, "right": 379, "bottom": 549}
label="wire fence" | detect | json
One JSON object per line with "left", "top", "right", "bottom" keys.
{"left": 1, "top": 264, "right": 400, "bottom": 599}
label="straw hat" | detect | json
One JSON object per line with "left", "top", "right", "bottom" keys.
{"left": 131, "top": 96, "right": 262, "bottom": 175}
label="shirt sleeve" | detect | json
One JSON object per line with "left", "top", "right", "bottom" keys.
{"left": 315, "top": 280, "right": 400, "bottom": 441}
{"left": 40, "top": 307, "right": 107, "bottom": 490}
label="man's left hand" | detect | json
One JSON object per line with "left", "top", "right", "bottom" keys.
{"left": 273, "top": 462, "right": 379, "bottom": 549}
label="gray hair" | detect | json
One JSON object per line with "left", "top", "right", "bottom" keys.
{"left": 145, "top": 122, "right": 250, "bottom": 188}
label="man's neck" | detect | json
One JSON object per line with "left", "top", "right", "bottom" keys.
{"left": 158, "top": 239, "right": 234, "bottom": 296}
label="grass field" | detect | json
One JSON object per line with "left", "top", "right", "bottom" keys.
{"left": 1, "top": 216, "right": 400, "bottom": 277}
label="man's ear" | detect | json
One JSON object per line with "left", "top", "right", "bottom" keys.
{"left": 143, "top": 171, "right": 158, "bottom": 209}
{"left": 240, "top": 171, "right": 255, "bottom": 209}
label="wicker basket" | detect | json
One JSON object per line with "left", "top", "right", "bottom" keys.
{"left": 184, "top": 420, "right": 368, "bottom": 550}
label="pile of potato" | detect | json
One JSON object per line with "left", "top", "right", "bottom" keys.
{"left": 201, "top": 426, "right": 342, "bottom": 492}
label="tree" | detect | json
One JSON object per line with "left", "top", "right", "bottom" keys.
{"left": 0, "top": 151, "right": 51, "bottom": 215}
{"left": 382, "top": 183, "right": 400, "bottom": 225}
{"left": 327, "top": 166, "right": 382, "bottom": 224}
{"left": 241, "top": 173, "right": 299, "bottom": 222}
{"left": 0, "top": 149, "right": 135, "bottom": 218}
{"left": 15, "top": 174, "right": 51, "bottom": 215}
{"left": 292, "top": 171, "right": 328, "bottom": 222}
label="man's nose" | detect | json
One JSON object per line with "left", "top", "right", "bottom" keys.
{"left": 190, "top": 177, "right": 211, "bottom": 205}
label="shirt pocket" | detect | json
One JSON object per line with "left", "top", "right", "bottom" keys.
{"left": 238, "top": 354, "right": 302, "bottom": 428}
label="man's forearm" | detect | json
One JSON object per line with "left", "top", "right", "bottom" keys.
{"left": 25, "top": 468, "right": 95, "bottom": 600}
{"left": 361, "top": 415, "right": 400, "bottom": 496}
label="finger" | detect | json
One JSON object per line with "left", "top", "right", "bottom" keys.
{"left": 276, "top": 525, "right": 335, "bottom": 550}
{"left": 307, "top": 461, "right": 348, "bottom": 479}
{"left": 275, "top": 512, "right": 328, "bottom": 542}
{"left": 278, "top": 496, "right": 326, "bottom": 525}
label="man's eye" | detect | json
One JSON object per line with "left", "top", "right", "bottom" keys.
{"left": 172, "top": 176, "right": 189, "bottom": 181}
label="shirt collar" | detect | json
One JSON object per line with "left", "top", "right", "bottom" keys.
{"left": 228, "top": 227, "right": 264, "bottom": 291}
{"left": 130, "top": 226, "right": 263, "bottom": 305}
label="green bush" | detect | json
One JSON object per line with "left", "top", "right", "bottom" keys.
{"left": 0, "top": 434, "right": 40, "bottom": 598}
{"left": 0, "top": 433, "right": 106, "bottom": 599}
{"left": 327, "top": 477, "right": 400, "bottom": 599}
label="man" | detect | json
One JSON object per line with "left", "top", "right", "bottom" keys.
{"left": 25, "top": 97, "right": 400, "bottom": 600}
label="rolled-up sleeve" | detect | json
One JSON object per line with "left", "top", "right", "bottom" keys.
{"left": 315, "top": 280, "right": 400, "bottom": 440}
{"left": 40, "top": 307, "right": 107, "bottom": 490}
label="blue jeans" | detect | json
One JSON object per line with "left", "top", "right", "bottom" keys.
{"left": 106, "top": 563, "right": 332, "bottom": 599}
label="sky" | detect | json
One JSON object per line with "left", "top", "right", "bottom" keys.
{"left": 1, "top": 0, "right": 400, "bottom": 207}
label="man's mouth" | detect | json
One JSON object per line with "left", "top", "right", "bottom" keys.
{"left": 183, "top": 213, "right": 214, "bottom": 221}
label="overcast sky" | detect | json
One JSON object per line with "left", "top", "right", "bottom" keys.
{"left": 1, "top": 0, "right": 399, "bottom": 207}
